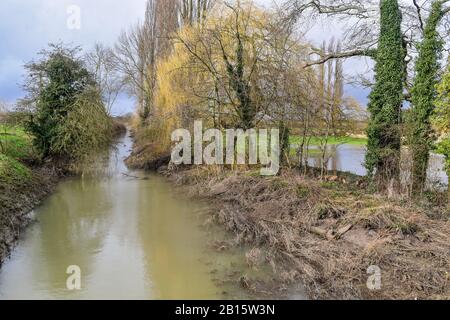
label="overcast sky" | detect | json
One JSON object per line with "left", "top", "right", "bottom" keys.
{"left": 0, "top": 0, "right": 370, "bottom": 115}
{"left": 0, "top": 0, "right": 148, "bottom": 114}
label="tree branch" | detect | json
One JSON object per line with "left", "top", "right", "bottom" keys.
{"left": 413, "top": 0, "right": 424, "bottom": 32}
{"left": 303, "top": 48, "right": 377, "bottom": 68}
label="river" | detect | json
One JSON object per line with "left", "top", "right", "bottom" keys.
{"left": 305, "top": 144, "right": 448, "bottom": 186}
{"left": 0, "top": 133, "right": 277, "bottom": 300}
{"left": 3, "top": 135, "right": 442, "bottom": 300}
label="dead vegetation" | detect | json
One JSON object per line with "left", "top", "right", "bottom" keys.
{"left": 165, "top": 166, "right": 450, "bottom": 300}
{"left": 125, "top": 125, "right": 171, "bottom": 170}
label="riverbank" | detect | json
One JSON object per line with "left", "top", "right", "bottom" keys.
{"left": 161, "top": 166, "right": 449, "bottom": 299}
{"left": 126, "top": 131, "right": 450, "bottom": 300}
{"left": 0, "top": 120, "right": 126, "bottom": 267}
{"left": 0, "top": 160, "right": 60, "bottom": 266}
{"left": 127, "top": 124, "right": 450, "bottom": 299}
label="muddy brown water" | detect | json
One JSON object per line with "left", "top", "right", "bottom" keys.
{"left": 0, "top": 133, "right": 304, "bottom": 300}
{"left": 1, "top": 135, "right": 446, "bottom": 300}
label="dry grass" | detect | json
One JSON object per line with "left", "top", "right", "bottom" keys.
{"left": 166, "top": 166, "right": 450, "bottom": 300}
{"left": 125, "top": 118, "right": 172, "bottom": 170}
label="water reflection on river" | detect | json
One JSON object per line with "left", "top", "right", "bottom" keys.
{"left": 0, "top": 134, "right": 270, "bottom": 300}
{"left": 305, "top": 145, "right": 448, "bottom": 186}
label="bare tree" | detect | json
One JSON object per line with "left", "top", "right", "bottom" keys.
{"left": 114, "top": 0, "right": 212, "bottom": 121}
{"left": 285, "top": 0, "right": 450, "bottom": 87}
{"left": 180, "top": 0, "right": 217, "bottom": 26}
{"left": 114, "top": 0, "right": 161, "bottom": 120}
{"left": 86, "top": 44, "right": 124, "bottom": 115}
{"left": 115, "top": 24, "right": 148, "bottom": 119}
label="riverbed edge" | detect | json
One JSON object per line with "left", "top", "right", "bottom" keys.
{"left": 183, "top": 169, "right": 448, "bottom": 300}
{"left": 125, "top": 140, "right": 449, "bottom": 300}
{"left": 0, "top": 163, "right": 61, "bottom": 267}
{"left": 0, "top": 121, "right": 128, "bottom": 268}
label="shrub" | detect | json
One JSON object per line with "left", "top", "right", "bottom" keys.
{"left": 24, "top": 44, "right": 94, "bottom": 158}
{"left": 50, "top": 88, "right": 113, "bottom": 162}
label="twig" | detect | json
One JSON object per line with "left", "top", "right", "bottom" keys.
{"left": 121, "top": 172, "right": 148, "bottom": 180}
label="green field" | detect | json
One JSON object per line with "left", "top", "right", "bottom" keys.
{"left": 0, "top": 125, "right": 34, "bottom": 160}
{"left": 290, "top": 136, "right": 368, "bottom": 147}
{"left": 0, "top": 125, "right": 34, "bottom": 183}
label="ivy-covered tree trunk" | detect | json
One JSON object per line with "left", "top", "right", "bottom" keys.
{"left": 224, "top": 29, "right": 255, "bottom": 130}
{"left": 279, "top": 121, "right": 290, "bottom": 164}
{"left": 365, "top": 0, "right": 404, "bottom": 187}
{"left": 409, "top": 0, "right": 445, "bottom": 195}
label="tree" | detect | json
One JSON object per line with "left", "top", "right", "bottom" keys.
{"left": 256, "top": 12, "right": 301, "bottom": 164}
{"left": 115, "top": 8, "right": 156, "bottom": 120}
{"left": 86, "top": 44, "right": 124, "bottom": 115}
{"left": 329, "top": 42, "right": 345, "bottom": 137}
{"left": 176, "top": 1, "right": 264, "bottom": 130}
{"left": 51, "top": 87, "right": 113, "bottom": 162}
{"left": 24, "top": 44, "right": 95, "bottom": 157}
{"left": 408, "top": 0, "right": 448, "bottom": 195}
{"left": 365, "top": 0, "right": 404, "bottom": 187}
{"left": 180, "top": 0, "right": 217, "bottom": 26}
{"left": 114, "top": 0, "right": 217, "bottom": 122}
{"left": 287, "top": 0, "right": 450, "bottom": 190}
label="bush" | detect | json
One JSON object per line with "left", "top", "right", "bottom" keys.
{"left": 24, "top": 44, "right": 95, "bottom": 158}
{"left": 50, "top": 88, "right": 113, "bottom": 162}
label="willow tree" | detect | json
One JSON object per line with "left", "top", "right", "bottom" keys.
{"left": 409, "top": 0, "right": 448, "bottom": 195}
{"left": 365, "top": 0, "right": 404, "bottom": 186}
{"left": 175, "top": 1, "right": 266, "bottom": 130}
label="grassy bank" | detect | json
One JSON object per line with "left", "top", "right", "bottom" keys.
{"left": 159, "top": 165, "right": 449, "bottom": 300}
{"left": 0, "top": 125, "right": 35, "bottom": 196}
{"left": 0, "top": 154, "right": 59, "bottom": 262}
{"left": 0, "top": 125, "right": 35, "bottom": 160}
{"left": 0, "top": 124, "right": 56, "bottom": 265}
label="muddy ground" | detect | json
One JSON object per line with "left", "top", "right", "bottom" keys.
{"left": 0, "top": 164, "right": 60, "bottom": 266}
